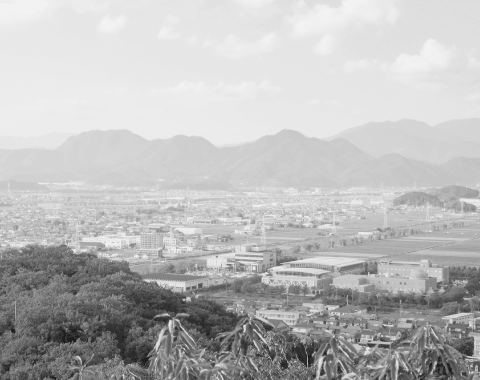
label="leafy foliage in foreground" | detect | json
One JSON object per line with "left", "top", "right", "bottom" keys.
{"left": 76, "top": 316, "right": 474, "bottom": 380}
{"left": 0, "top": 246, "right": 238, "bottom": 379}
{"left": 0, "top": 246, "right": 475, "bottom": 380}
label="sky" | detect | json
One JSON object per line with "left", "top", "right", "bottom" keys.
{"left": 0, "top": 0, "right": 480, "bottom": 146}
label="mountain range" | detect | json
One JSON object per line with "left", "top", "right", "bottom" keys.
{"left": 0, "top": 132, "right": 75, "bottom": 150}
{"left": 326, "top": 118, "right": 480, "bottom": 164}
{"left": 0, "top": 124, "right": 480, "bottom": 188}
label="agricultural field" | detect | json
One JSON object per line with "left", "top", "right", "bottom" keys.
{"left": 293, "top": 217, "right": 480, "bottom": 266}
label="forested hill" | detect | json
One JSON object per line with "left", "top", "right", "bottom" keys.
{"left": 393, "top": 186, "right": 479, "bottom": 212}
{"left": 432, "top": 185, "right": 480, "bottom": 202}
{"left": 392, "top": 192, "right": 443, "bottom": 207}
{"left": 0, "top": 246, "right": 238, "bottom": 379}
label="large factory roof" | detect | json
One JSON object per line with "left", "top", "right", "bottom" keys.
{"left": 282, "top": 256, "right": 365, "bottom": 267}
{"left": 271, "top": 267, "right": 330, "bottom": 275}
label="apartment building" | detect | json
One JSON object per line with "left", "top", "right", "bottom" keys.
{"left": 256, "top": 309, "right": 300, "bottom": 326}
{"left": 139, "top": 233, "right": 162, "bottom": 256}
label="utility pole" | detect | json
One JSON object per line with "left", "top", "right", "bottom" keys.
{"left": 332, "top": 207, "right": 337, "bottom": 235}
{"left": 260, "top": 214, "right": 266, "bottom": 245}
{"left": 75, "top": 222, "right": 80, "bottom": 253}
{"left": 383, "top": 199, "right": 388, "bottom": 230}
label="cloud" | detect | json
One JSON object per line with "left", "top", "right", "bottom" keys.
{"left": 343, "top": 59, "right": 375, "bottom": 73}
{"left": 157, "top": 14, "right": 180, "bottom": 40}
{"left": 382, "top": 39, "right": 456, "bottom": 88}
{"left": 326, "top": 99, "right": 342, "bottom": 107}
{"left": 233, "top": 0, "right": 276, "bottom": 8}
{"left": 307, "top": 98, "right": 342, "bottom": 107}
{"left": 158, "top": 26, "right": 180, "bottom": 40}
{"left": 215, "top": 32, "right": 279, "bottom": 59}
{"left": 465, "top": 92, "right": 480, "bottom": 102}
{"left": 0, "top": 0, "right": 113, "bottom": 25}
{"left": 69, "top": 0, "right": 112, "bottom": 13}
{"left": 288, "top": 0, "right": 399, "bottom": 37}
{"left": 287, "top": 0, "right": 398, "bottom": 55}
{"left": 97, "top": 15, "right": 126, "bottom": 34}
{"left": 186, "top": 35, "right": 198, "bottom": 45}
{"left": 155, "top": 80, "right": 281, "bottom": 100}
{"left": 0, "top": 0, "right": 56, "bottom": 25}
{"left": 314, "top": 35, "right": 334, "bottom": 56}
{"left": 469, "top": 57, "right": 480, "bottom": 68}
{"left": 386, "top": 39, "right": 455, "bottom": 74}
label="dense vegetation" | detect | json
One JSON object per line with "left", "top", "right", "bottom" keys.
{"left": 0, "top": 246, "right": 478, "bottom": 380}
{"left": 0, "top": 246, "right": 238, "bottom": 379}
{"left": 432, "top": 185, "right": 479, "bottom": 202}
{"left": 393, "top": 192, "right": 443, "bottom": 207}
{"left": 393, "top": 187, "right": 477, "bottom": 211}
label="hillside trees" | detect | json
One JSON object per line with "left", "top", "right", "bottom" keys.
{"left": 393, "top": 192, "right": 443, "bottom": 207}
{"left": 0, "top": 245, "right": 239, "bottom": 379}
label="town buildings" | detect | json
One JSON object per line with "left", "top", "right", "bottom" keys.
{"left": 139, "top": 233, "right": 162, "bottom": 256}
{"left": 378, "top": 259, "right": 449, "bottom": 284}
{"left": 141, "top": 273, "right": 209, "bottom": 293}
{"left": 281, "top": 257, "right": 365, "bottom": 273}
{"left": 332, "top": 270, "right": 437, "bottom": 294}
{"left": 255, "top": 309, "right": 300, "bottom": 326}
{"left": 262, "top": 266, "right": 333, "bottom": 289}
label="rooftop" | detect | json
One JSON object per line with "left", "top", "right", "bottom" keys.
{"left": 283, "top": 256, "right": 365, "bottom": 267}
{"left": 442, "top": 312, "right": 473, "bottom": 319}
{"left": 271, "top": 267, "right": 330, "bottom": 275}
{"left": 142, "top": 273, "right": 208, "bottom": 282}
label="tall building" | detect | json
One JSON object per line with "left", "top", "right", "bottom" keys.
{"left": 378, "top": 260, "right": 449, "bottom": 285}
{"left": 163, "top": 229, "right": 177, "bottom": 246}
{"left": 139, "top": 233, "right": 162, "bottom": 256}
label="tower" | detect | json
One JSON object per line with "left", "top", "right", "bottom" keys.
{"left": 383, "top": 200, "right": 388, "bottom": 230}
{"left": 185, "top": 186, "right": 190, "bottom": 224}
{"left": 75, "top": 222, "right": 80, "bottom": 252}
{"left": 260, "top": 215, "right": 267, "bottom": 245}
{"left": 332, "top": 208, "right": 337, "bottom": 235}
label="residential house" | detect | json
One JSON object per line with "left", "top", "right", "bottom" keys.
{"left": 268, "top": 319, "right": 290, "bottom": 333}
{"left": 329, "top": 305, "right": 367, "bottom": 317}
{"left": 292, "top": 324, "right": 315, "bottom": 335}
{"left": 446, "top": 323, "right": 470, "bottom": 339}
{"left": 377, "top": 328, "right": 404, "bottom": 341}
{"left": 359, "top": 329, "right": 377, "bottom": 343}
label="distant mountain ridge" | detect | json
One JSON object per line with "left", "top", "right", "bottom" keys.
{"left": 0, "top": 127, "right": 479, "bottom": 187}
{"left": 325, "top": 118, "right": 480, "bottom": 164}
{"left": 0, "top": 132, "right": 75, "bottom": 150}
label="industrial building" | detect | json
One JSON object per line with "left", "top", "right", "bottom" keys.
{"left": 206, "top": 244, "right": 276, "bottom": 273}
{"left": 206, "top": 254, "right": 236, "bottom": 270}
{"left": 262, "top": 266, "right": 333, "bottom": 289}
{"left": 234, "top": 245, "right": 276, "bottom": 272}
{"left": 82, "top": 236, "right": 128, "bottom": 249}
{"left": 378, "top": 260, "right": 449, "bottom": 284}
{"left": 141, "top": 273, "right": 209, "bottom": 293}
{"left": 332, "top": 269, "right": 438, "bottom": 294}
{"left": 332, "top": 275, "right": 374, "bottom": 292}
{"left": 280, "top": 256, "right": 365, "bottom": 273}
{"left": 175, "top": 227, "right": 202, "bottom": 235}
